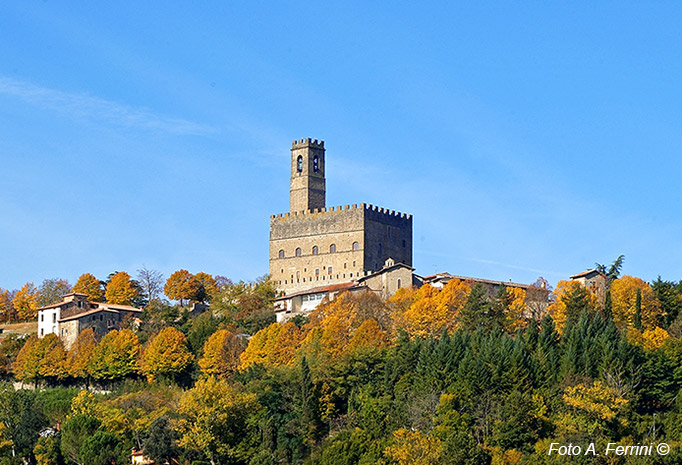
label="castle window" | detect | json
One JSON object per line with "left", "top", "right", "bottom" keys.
{"left": 330, "top": 243, "right": 336, "bottom": 253}
{"left": 41, "top": 314, "right": 44, "bottom": 322}
{"left": 344, "top": 262, "right": 347, "bottom": 269}
{"left": 352, "top": 241, "right": 359, "bottom": 251}
{"left": 296, "top": 271, "right": 301, "bottom": 280}
{"left": 378, "top": 244, "right": 382, "bottom": 253}
{"left": 402, "top": 239, "right": 406, "bottom": 247}
{"left": 315, "top": 268, "right": 320, "bottom": 277}
{"left": 312, "top": 246, "right": 319, "bottom": 255}
{"left": 295, "top": 247, "right": 302, "bottom": 257}
{"left": 297, "top": 155, "right": 303, "bottom": 172}
{"left": 353, "top": 261, "right": 356, "bottom": 267}
{"left": 279, "top": 249, "right": 285, "bottom": 258}
{"left": 313, "top": 155, "right": 320, "bottom": 172}
{"left": 328, "top": 266, "right": 333, "bottom": 275}
{"left": 53, "top": 314, "right": 56, "bottom": 323}
{"left": 397, "top": 279, "right": 402, "bottom": 289}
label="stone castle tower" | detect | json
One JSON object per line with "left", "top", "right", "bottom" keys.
{"left": 270, "top": 138, "right": 413, "bottom": 295}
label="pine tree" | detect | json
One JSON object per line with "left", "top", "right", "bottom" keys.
{"left": 603, "top": 290, "right": 613, "bottom": 321}
{"left": 459, "top": 284, "right": 491, "bottom": 331}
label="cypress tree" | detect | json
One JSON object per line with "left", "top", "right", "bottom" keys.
{"left": 634, "top": 288, "right": 643, "bottom": 330}
{"left": 603, "top": 290, "right": 613, "bottom": 321}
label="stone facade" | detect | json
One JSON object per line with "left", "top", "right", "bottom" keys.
{"left": 269, "top": 138, "right": 413, "bottom": 296}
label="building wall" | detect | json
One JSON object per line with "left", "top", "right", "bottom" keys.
{"left": 38, "top": 308, "right": 60, "bottom": 337}
{"left": 270, "top": 206, "right": 366, "bottom": 294}
{"left": 361, "top": 266, "right": 414, "bottom": 300}
{"left": 269, "top": 204, "right": 412, "bottom": 295}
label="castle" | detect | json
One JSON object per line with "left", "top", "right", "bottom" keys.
{"left": 269, "top": 138, "right": 413, "bottom": 297}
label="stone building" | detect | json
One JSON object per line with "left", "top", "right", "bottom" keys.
{"left": 37, "top": 293, "right": 142, "bottom": 348}
{"left": 269, "top": 138, "right": 413, "bottom": 296}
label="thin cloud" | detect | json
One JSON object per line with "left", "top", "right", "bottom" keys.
{"left": 0, "top": 77, "right": 214, "bottom": 135}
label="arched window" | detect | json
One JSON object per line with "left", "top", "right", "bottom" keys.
{"left": 278, "top": 249, "right": 285, "bottom": 259}
{"left": 312, "top": 245, "right": 319, "bottom": 255}
{"left": 378, "top": 243, "right": 382, "bottom": 253}
{"left": 313, "top": 155, "right": 320, "bottom": 172}
{"left": 295, "top": 247, "right": 302, "bottom": 257}
{"left": 352, "top": 241, "right": 359, "bottom": 251}
{"left": 397, "top": 278, "right": 402, "bottom": 289}
{"left": 297, "top": 155, "right": 303, "bottom": 172}
{"left": 330, "top": 243, "right": 336, "bottom": 253}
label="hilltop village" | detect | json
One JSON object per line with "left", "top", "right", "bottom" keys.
{"left": 0, "top": 139, "right": 681, "bottom": 465}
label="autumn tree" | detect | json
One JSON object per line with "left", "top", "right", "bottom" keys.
{"left": 13, "top": 334, "right": 66, "bottom": 385}
{"left": 104, "top": 271, "right": 139, "bottom": 305}
{"left": 73, "top": 273, "right": 105, "bottom": 302}
{"left": 195, "top": 272, "right": 218, "bottom": 303}
{"left": 66, "top": 328, "right": 99, "bottom": 379}
{"left": 136, "top": 266, "right": 164, "bottom": 305}
{"left": 13, "top": 282, "right": 39, "bottom": 320}
{"left": 240, "top": 322, "right": 303, "bottom": 369}
{"left": 610, "top": 275, "right": 662, "bottom": 330}
{"left": 37, "top": 278, "right": 72, "bottom": 307}
{"left": 88, "top": 329, "right": 140, "bottom": 380}
{"left": 0, "top": 288, "right": 14, "bottom": 323}
{"left": 199, "top": 329, "right": 248, "bottom": 378}
{"left": 164, "top": 269, "right": 203, "bottom": 305}
{"left": 548, "top": 280, "right": 596, "bottom": 333}
{"left": 140, "top": 327, "right": 193, "bottom": 382}
{"left": 176, "top": 377, "right": 259, "bottom": 465}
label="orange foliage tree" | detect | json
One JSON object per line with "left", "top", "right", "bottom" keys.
{"left": 390, "top": 280, "right": 471, "bottom": 338}
{"left": 0, "top": 288, "right": 12, "bottom": 323}
{"left": 66, "top": 328, "right": 99, "bottom": 379}
{"left": 141, "top": 327, "right": 194, "bottom": 382}
{"left": 548, "top": 280, "right": 597, "bottom": 334}
{"left": 13, "top": 282, "right": 39, "bottom": 320}
{"left": 239, "top": 321, "right": 303, "bottom": 369}
{"left": 610, "top": 276, "right": 662, "bottom": 330}
{"left": 195, "top": 272, "right": 218, "bottom": 303}
{"left": 164, "top": 269, "right": 203, "bottom": 305}
{"left": 199, "top": 329, "right": 248, "bottom": 378}
{"left": 13, "top": 334, "right": 67, "bottom": 383}
{"left": 105, "top": 271, "right": 139, "bottom": 305}
{"left": 73, "top": 273, "right": 105, "bottom": 302}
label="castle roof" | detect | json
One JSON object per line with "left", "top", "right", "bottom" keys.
{"left": 274, "top": 281, "right": 364, "bottom": 302}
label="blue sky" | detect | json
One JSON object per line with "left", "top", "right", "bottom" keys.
{"left": 1, "top": 1, "right": 681, "bottom": 292}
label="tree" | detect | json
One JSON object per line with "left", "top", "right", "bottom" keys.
{"left": 73, "top": 273, "right": 104, "bottom": 302}
{"left": 458, "top": 284, "right": 498, "bottom": 331}
{"left": 164, "top": 269, "right": 203, "bottom": 305}
{"left": 176, "top": 377, "right": 259, "bottom": 465}
{"left": 634, "top": 288, "right": 643, "bottom": 330}
{"left": 610, "top": 276, "right": 662, "bottom": 330}
{"left": 60, "top": 414, "right": 101, "bottom": 465}
{"left": 385, "top": 429, "right": 442, "bottom": 465}
{"left": 88, "top": 329, "right": 140, "bottom": 380}
{"left": 37, "top": 278, "right": 72, "bottom": 307}
{"left": 13, "top": 282, "right": 39, "bottom": 320}
{"left": 595, "top": 254, "right": 625, "bottom": 281}
{"left": 136, "top": 266, "right": 164, "bottom": 305}
{"left": 14, "top": 334, "right": 67, "bottom": 385}
{"left": 65, "top": 328, "right": 98, "bottom": 379}
{"left": 140, "top": 327, "right": 193, "bottom": 382}
{"left": 105, "top": 271, "right": 139, "bottom": 305}
{"left": 143, "top": 415, "right": 178, "bottom": 465}
{"left": 0, "top": 385, "right": 48, "bottom": 462}
{"left": 195, "top": 272, "right": 218, "bottom": 303}
{"left": 199, "top": 329, "right": 248, "bottom": 378}
{"left": 0, "top": 288, "right": 14, "bottom": 323}
{"left": 33, "top": 434, "right": 64, "bottom": 465}
{"left": 79, "top": 431, "right": 124, "bottom": 465}
{"left": 547, "top": 280, "right": 596, "bottom": 333}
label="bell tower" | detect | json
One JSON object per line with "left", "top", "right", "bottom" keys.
{"left": 290, "top": 138, "right": 326, "bottom": 212}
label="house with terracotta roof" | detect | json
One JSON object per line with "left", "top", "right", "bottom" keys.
{"left": 37, "top": 293, "right": 142, "bottom": 348}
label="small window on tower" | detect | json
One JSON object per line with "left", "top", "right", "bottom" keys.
{"left": 297, "top": 155, "right": 303, "bottom": 172}
{"left": 313, "top": 155, "right": 319, "bottom": 172}
{"left": 296, "top": 247, "right": 302, "bottom": 257}
{"left": 352, "top": 241, "right": 359, "bottom": 251}
{"left": 330, "top": 244, "right": 336, "bottom": 253}
{"left": 312, "top": 246, "right": 319, "bottom": 255}
{"left": 279, "top": 249, "right": 285, "bottom": 259}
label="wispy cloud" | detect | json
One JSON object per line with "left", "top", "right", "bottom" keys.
{"left": 0, "top": 77, "right": 214, "bottom": 135}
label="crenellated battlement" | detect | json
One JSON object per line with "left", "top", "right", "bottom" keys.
{"left": 270, "top": 203, "right": 412, "bottom": 220}
{"left": 292, "top": 138, "right": 325, "bottom": 149}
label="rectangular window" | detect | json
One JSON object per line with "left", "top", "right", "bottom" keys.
{"left": 53, "top": 314, "right": 56, "bottom": 323}
{"left": 328, "top": 267, "right": 333, "bottom": 275}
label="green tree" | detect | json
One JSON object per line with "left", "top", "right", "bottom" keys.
{"left": 143, "top": 415, "right": 178, "bottom": 465}
{"left": 458, "top": 284, "right": 492, "bottom": 331}
{"left": 634, "top": 288, "right": 643, "bottom": 330}
{"left": 0, "top": 385, "right": 48, "bottom": 462}
{"left": 34, "top": 434, "right": 64, "bottom": 465}
{"left": 60, "top": 414, "right": 101, "bottom": 465}
{"left": 78, "top": 431, "right": 124, "bottom": 465}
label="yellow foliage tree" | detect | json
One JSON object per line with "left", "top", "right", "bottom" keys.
{"left": 505, "top": 287, "right": 528, "bottom": 332}
{"left": 391, "top": 280, "right": 471, "bottom": 338}
{"left": 89, "top": 329, "right": 140, "bottom": 380}
{"left": 105, "top": 271, "right": 139, "bottom": 305}
{"left": 13, "top": 334, "right": 66, "bottom": 383}
{"left": 195, "top": 272, "right": 218, "bottom": 302}
{"left": 73, "top": 273, "right": 104, "bottom": 302}
{"left": 199, "top": 329, "right": 247, "bottom": 378}
{"left": 547, "top": 280, "right": 597, "bottom": 334}
{"left": 0, "top": 288, "right": 13, "bottom": 323}
{"left": 347, "top": 318, "right": 388, "bottom": 352}
{"left": 627, "top": 326, "right": 670, "bottom": 351}
{"left": 561, "top": 380, "right": 628, "bottom": 436}
{"left": 385, "top": 428, "right": 442, "bottom": 465}
{"left": 13, "top": 282, "right": 38, "bottom": 320}
{"left": 176, "top": 377, "right": 259, "bottom": 464}
{"left": 239, "top": 322, "right": 302, "bottom": 369}
{"left": 66, "top": 328, "right": 99, "bottom": 379}
{"left": 610, "top": 276, "right": 662, "bottom": 330}
{"left": 141, "top": 327, "right": 193, "bottom": 382}
{"left": 39, "top": 334, "right": 67, "bottom": 379}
